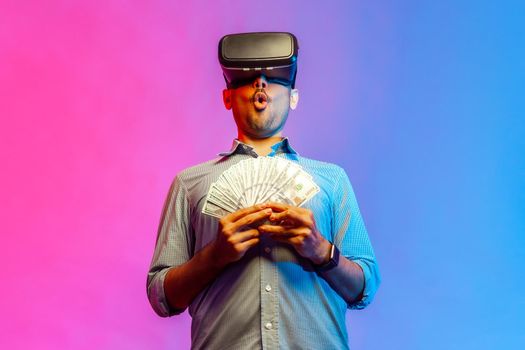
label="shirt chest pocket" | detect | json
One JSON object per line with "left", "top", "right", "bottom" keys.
{"left": 191, "top": 195, "right": 220, "bottom": 255}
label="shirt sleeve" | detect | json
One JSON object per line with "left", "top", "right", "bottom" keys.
{"left": 331, "top": 166, "right": 381, "bottom": 310}
{"left": 146, "top": 175, "right": 194, "bottom": 317}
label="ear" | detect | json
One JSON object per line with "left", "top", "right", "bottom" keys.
{"left": 222, "top": 89, "right": 232, "bottom": 110}
{"left": 289, "top": 88, "right": 299, "bottom": 110}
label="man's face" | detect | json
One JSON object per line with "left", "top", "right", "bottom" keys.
{"left": 223, "top": 75, "right": 298, "bottom": 139}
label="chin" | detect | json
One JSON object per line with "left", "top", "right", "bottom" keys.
{"left": 235, "top": 110, "right": 287, "bottom": 138}
{"left": 242, "top": 122, "right": 275, "bottom": 138}
{"left": 245, "top": 129, "right": 273, "bottom": 139}
{"left": 252, "top": 123, "right": 285, "bottom": 138}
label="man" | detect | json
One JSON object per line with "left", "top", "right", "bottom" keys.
{"left": 147, "top": 32, "right": 380, "bottom": 349}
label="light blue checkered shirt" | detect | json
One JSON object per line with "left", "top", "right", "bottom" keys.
{"left": 147, "top": 138, "right": 380, "bottom": 349}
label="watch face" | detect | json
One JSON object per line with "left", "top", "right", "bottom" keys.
{"left": 329, "top": 243, "right": 336, "bottom": 259}
{"left": 332, "top": 244, "right": 340, "bottom": 265}
{"left": 315, "top": 244, "right": 339, "bottom": 272}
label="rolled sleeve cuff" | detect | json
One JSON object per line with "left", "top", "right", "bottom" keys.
{"left": 147, "top": 267, "right": 186, "bottom": 317}
{"left": 347, "top": 259, "right": 381, "bottom": 310}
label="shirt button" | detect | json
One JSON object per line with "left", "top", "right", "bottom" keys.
{"left": 265, "top": 284, "right": 272, "bottom": 292}
{"left": 264, "top": 247, "right": 271, "bottom": 253}
{"left": 265, "top": 322, "right": 273, "bottom": 330}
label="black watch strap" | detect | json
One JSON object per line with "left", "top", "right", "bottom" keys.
{"left": 314, "top": 243, "right": 340, "bottom": 272}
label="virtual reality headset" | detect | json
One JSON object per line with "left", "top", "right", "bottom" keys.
{"left": 219, "top": 32, "right": 298, "bottom": 89}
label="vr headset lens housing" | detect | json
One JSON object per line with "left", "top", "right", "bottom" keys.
{"left": 219, "top": 32, "right": 298, "bottom": 89}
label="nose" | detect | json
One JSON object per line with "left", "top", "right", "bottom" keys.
{"left": 252, "top": 75, "right": 268, "bottom": 89}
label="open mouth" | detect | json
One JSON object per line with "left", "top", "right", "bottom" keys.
{"left": 252, "top": 91, "right": 270, "bottom": 111}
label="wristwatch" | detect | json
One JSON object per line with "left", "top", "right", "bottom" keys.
{"left": 313, "top": 243, "right": 340, "bottom": 272}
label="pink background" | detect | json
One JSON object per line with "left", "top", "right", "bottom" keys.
{"left": 2, "top": 1, "right": 524, "bottom": 349}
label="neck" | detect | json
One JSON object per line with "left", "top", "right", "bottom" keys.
{"left": 237, "top": 132, "right": 283, "bottom": 156}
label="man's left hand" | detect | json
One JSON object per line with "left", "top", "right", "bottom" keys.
{"left": 258, "top": 202, "right": 331, "bottom": 265}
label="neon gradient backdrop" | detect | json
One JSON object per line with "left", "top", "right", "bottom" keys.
{"left": 1, "top": 1, "right": 524, "bottom": 349}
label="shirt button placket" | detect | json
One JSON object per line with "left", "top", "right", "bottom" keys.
{"left": 260, "top": 245, "right": 278, "bottom": 349}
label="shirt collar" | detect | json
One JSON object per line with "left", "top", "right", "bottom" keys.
{"left": 218, "top": 137, "right": 299, "bottom": 158}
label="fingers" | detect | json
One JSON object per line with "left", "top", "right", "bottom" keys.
{"left": 263, "top": 231, "right": 306, "bottom": 250}
{"left": 223, "top": 204, "right": 266, "bottom": 223}
{"left": 215, "top": 228, "right": 260, "bottom": 264}
{"left": 231, "top": 209, "right": 273, "bottom": 230}
{"left": 269, "top": 208, "right": 309, "bottom": 226}
{"left": 268, "top": 211, "right": 293, "bottom": 223}
{"left": 229, "top": 229, "right": 260, "bottom": 244}
{"left": 258, "top": 224, "right": 288, "bottom": 234}
{"left": 262, "top": 202, "right": 290, "bottom": 212}
{"left": 237, "top": 237, "right": 260, "bottom": 251}
{"left": 258, "top": 225, "right": 308, "bottom": 237}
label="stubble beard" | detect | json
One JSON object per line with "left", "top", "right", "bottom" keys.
{"left": 245, "top": 109, "right": 288, "bottom": 138}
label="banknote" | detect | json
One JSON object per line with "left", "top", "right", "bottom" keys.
{"left": 202, "top": 157, "right": 320, "bottom": 218}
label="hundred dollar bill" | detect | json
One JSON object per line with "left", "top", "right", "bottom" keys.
{"left": 202, "top": 200, "right": 232, "bottom": 218}
{"left": 202, "top": 156, "right": 320, "bottom": 218}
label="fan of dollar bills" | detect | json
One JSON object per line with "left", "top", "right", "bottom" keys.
{"left": 202, "top": 157, "right": 320, "bottom": 218}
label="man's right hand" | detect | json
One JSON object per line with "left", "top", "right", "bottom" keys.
{"left": 212, "top": 205, "right": 273, "bottom": 265}
{"left": 163, "top": 205, "right": 271, "bottom": 311}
